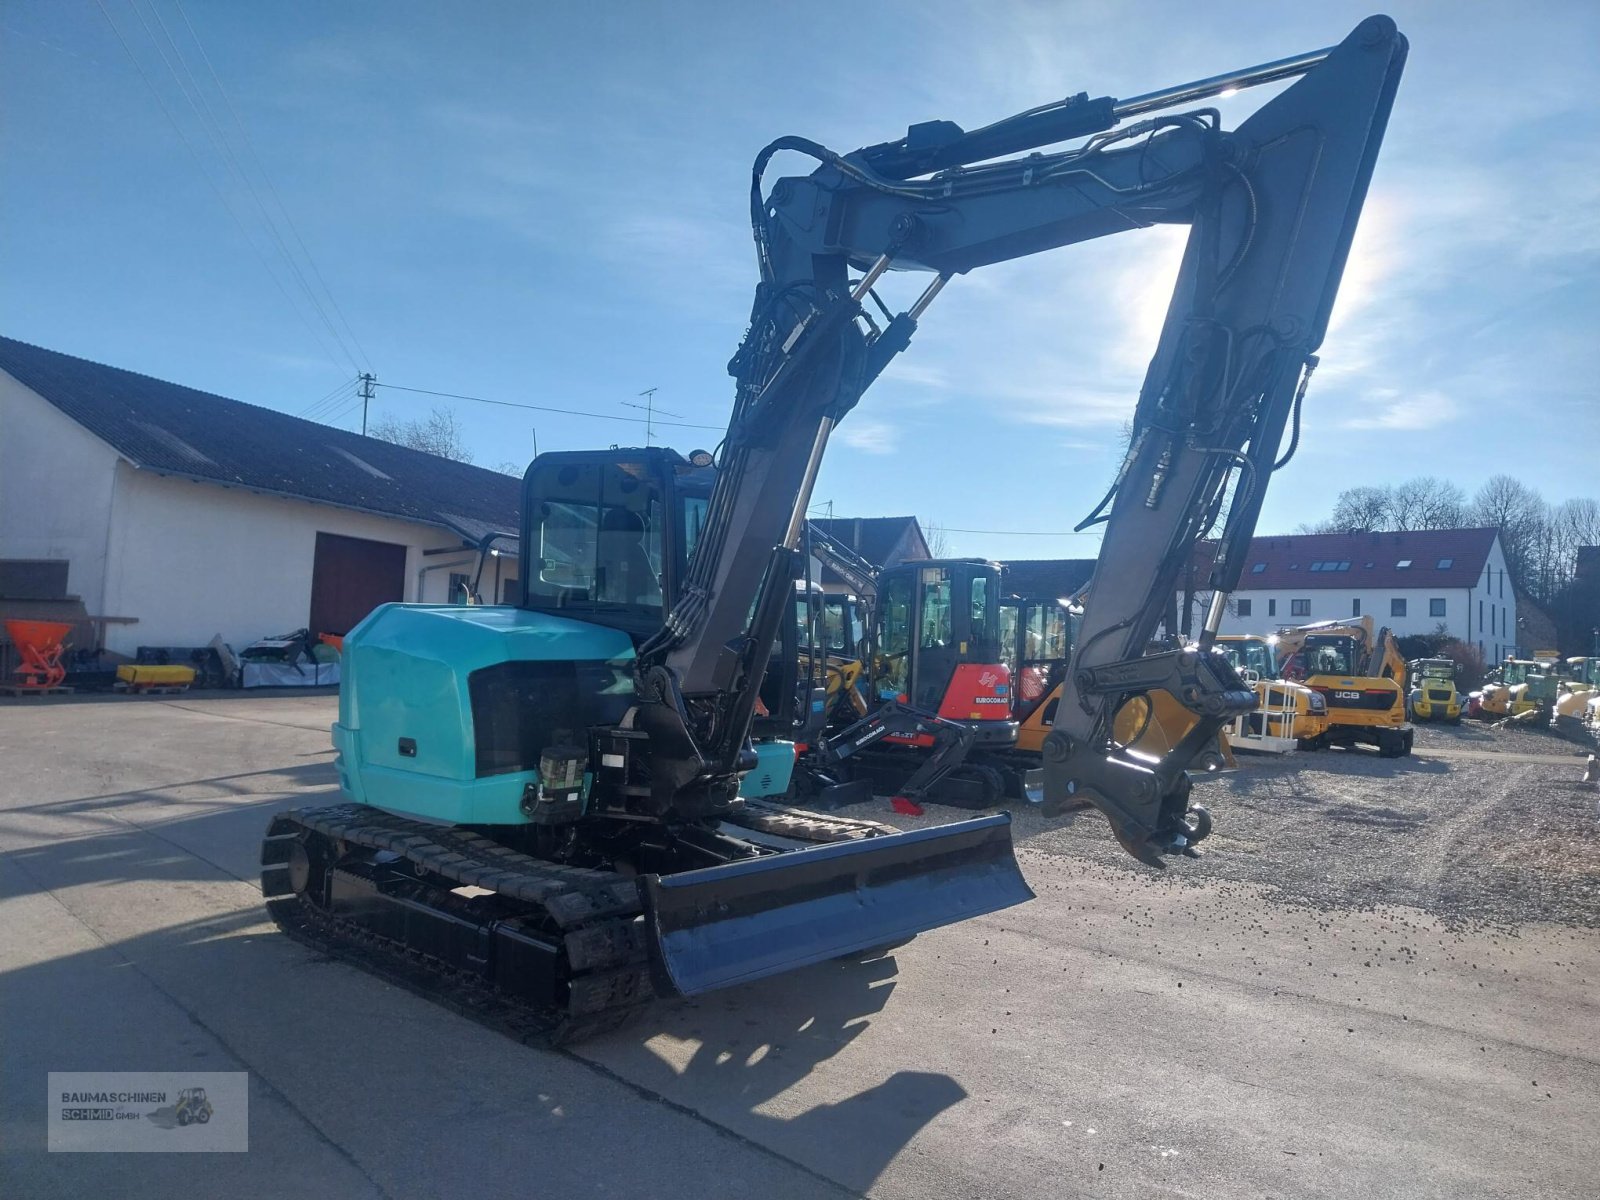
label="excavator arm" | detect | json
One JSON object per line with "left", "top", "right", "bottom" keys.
{"left": 637, "top": 16, "right": 1407, "bottom": 862}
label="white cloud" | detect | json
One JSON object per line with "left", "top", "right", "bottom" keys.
{"left": 1340, "top": 389, "right": 1459, "bottom": 432}
{"left": 878, "top": 359, "right": 953, "bottom": 390}
{"left": 836, "top": 417, "right": 899, "bottom": 455}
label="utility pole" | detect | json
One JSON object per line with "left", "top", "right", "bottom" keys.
{"left": 358, "top": 373, "right": 377, "bottom": 436}
{"left": 622, "top": 386, "right": 681, "bottom": 447}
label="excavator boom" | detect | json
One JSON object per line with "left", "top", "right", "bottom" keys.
{"left": 639, "top": 16, "right": 1408, "bottom": 862}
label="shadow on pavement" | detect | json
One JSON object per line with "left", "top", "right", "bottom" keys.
{"left": 0, "top": 764, "right": 339, "bottom": 894}
{"left": 2, "top": 795, "right": 962, "bottom": 1197}
{"left": 587, "top": 949, "right": 966, "bottom": 1192}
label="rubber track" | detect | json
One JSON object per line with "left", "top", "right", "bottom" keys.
{"left": 261, "top": 801, "right": 895, "bottom": 1045}
{"left": 262, "top": 804, "right": 651, "bottom": 1045}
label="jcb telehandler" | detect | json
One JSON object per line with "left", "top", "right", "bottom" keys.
{"left": 1276, "top": 618, "right": 1413, "bottom": 756}
{"left": 261, "top": 19, "right": 1406, "bottom": 1038}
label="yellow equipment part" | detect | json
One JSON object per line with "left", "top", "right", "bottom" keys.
{"left": 1251, "top": 679, "right": 1331, "bottom": 743}
{"left": 116, "top": 664, "right": 196, "bottom": 686}
{"left": 1214, "top": 634, "right": 1329, "bottom": 746}
{"left": 1408, "top": 658, "right": 1463, "bottom": 723}
{"left": 1555, "top": 687, "right": 1594, "bottom": 719}
{"left": 1411, "top": 689, "right": 1462, "bottom": 722}
{"left": 799, "top": 651, "right": 869, "bottom": 718}
{"left": 1014, "top": 683, "right": 1234, "bottom": 772}
{"left": 1481, "top": 682, "right": 1537, "bottom": 717}
{"left": 1476, "top": 682, "right": 1510, "bottom": 717}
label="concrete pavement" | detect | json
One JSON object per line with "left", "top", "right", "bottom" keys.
{"left": 1, "top": 694, "right": 1595, "bottom": 1198}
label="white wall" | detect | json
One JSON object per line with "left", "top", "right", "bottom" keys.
{"left": 0, "top": 373, "right": 122, "bottom": 609}
{"left": 100, "top": 468, "right": 517, "bottom": 655}
{"left": 1216, "top": 586, "right": 1473, "bottom": 638}
{"left": 1, "top": 373, "right": 524, "bottom": 655}
{"left": 1467, "top": 536, "right": 1517, "bottom": 661}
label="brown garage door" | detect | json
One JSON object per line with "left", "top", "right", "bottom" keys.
{"left": 309, "top": 533, "right": 407, "bottom": 636}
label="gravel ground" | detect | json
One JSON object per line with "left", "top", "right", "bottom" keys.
{"left": 1415, "top": 713, "right": 1599, "bottom": 757}
{"left": 888, "top": 717, "right": 1600, "bottom": 931}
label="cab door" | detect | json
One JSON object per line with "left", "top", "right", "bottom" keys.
{"left": 910, "top": 564, "right": 958, "bottom": 710}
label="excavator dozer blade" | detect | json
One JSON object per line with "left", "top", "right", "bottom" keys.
{"left": 641, "top": 813, "right": 1032, "bottom": 996}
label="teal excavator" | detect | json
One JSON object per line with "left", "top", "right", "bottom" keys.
{"left": 262, "top": 18, "right": 1406, "bottom": 1040}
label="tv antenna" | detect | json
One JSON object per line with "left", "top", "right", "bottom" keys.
{"left": 621, "top": 387, "right": 681, "bottom": 446}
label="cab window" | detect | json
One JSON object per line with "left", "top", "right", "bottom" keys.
{"left": 920, "top": 567, "right": 952, "bottom": 649}
{"left": 998, "top": 603, "right": 1019, "bottom": 673}
{"left": 527, "top": 461, "right": 662, "bottom": 612}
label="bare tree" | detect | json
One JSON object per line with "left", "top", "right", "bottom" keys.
{"left": 1468, "top": 474, "right": 1547, "bottom": 587}
{"left": 920, "top": 518, "right": 952, "bottom": 558}
{"left": 495, "top": 460, "right": 527, "bottom": 477}
{"left": 1389, "top": 476, "right": 1466, "bottom": 531}
{"left": 1325, "top": 484, "right": 1393, "bottom": 532}
{"left": 369, "top": 406, "right": 474, "bottom": 463}
{"left": 1309, "top": 477, "right": 1469, "bottom": 535}
{"left": 1555, "top": 496, "right": 1600, "bottom": 548}
{"left": 1470, "top": 474, "right": 1544, "bottom": 532}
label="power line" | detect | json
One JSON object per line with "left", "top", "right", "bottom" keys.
{"left": 374, "top": 382, "right": 726, "bottom": 431}
{"left": 171, "top": 0, "right": 372, "bottom": 371}
{"left": 940, "top": 526, "right": 1103, "bottom": 537}
{"left": 92, "top": 0, "right": 352, "bottom": 374}
{"left": 298, "top": 376, "right": 359, "bottom": 419}
{"left": 123, "top": 0, "right": 365, "bottom": 375}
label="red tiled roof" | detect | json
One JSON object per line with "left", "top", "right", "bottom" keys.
{"left": 1235, "top": 528, "right": 1499, "bottom": 590}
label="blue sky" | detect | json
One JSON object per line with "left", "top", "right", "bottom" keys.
{"left": 4, "top": 1, "right": 1596, "bottom": 560}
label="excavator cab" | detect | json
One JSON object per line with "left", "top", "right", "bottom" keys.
{"left": 1218, "top": 635, "right": 1277, "bottom": 683}
{"left": 871, "top": 559, "right": 1016, "bottom": 748}
{"left": 998, "top": 595, "right": 1076, "bottom": 753}
{"left": 1276, "top": 620, "right": 1411, "bottom": 756}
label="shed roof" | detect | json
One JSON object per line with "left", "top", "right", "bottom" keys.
{"left": 1001, "top": 559, "right": 1097, "bottom": 599}
{"left": 0, "top": 336, "right": 520, "bottom": 543}
{"left": 808, "top": 516, "right": 926, "bottom": 567}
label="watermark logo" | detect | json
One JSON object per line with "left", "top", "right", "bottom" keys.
{"left": 48, "top": 1072, "right": 247, "bottom": 1152}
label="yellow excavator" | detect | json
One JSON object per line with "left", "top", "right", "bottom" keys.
{"left": 1000, "top": 593, "right": 1236, "bottom": 774}
{"left": 1215, "top": 634, "right": 1331, "bottom": 750}
{"left": 1275, "top": 618, "right": 1413, "bottom": 756}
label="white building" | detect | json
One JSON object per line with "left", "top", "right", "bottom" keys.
{"left": 0, "top": 336, "right": 520, "bottom": 659}
{"left": 1207, "top": 528, "right": 1519, "bottom": 661}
